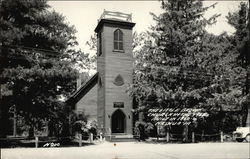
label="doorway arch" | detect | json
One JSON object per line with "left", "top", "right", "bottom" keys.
{"left": 111, "top": 109, "right": 126, "bottom": 133}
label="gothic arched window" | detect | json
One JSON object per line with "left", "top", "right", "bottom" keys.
{"left": 114, "top": 29, "right": 123, "bottom": 51}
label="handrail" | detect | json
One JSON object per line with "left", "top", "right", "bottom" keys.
{"left": 98, "top": 9, "right": 132, "bottom": 22}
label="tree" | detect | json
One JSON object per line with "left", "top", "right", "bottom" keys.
{"left": 85, "top": 34, "right": 97, "bottom": 72}
{"left": 226, "top": 2, "right": 250, "bottom": 126}
{"left": 0, "top": 0, "right": 89, "bottom": 137}
{"left": 128, "top": 0, "right": 224, "bottom": 142}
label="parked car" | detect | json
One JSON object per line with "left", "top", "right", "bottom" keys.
{"left": 233, "top": 127, "right": 250, "bottom": 142}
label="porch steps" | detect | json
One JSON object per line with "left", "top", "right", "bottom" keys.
{"left": 105, "top": 134, "right": 136, "bottom": 142}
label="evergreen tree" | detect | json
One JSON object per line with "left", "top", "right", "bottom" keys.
{"left": 226, "top": 2, "right": 250, "bottom": 126}
{"left": 0, "top": 0, "right": 89, "bottom": 137}
{"left": 129, "top": 0, "right": 223, "bottom": 141}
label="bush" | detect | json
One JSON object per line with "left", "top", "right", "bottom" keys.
{"left": 134, "top": 121, "right": 154, "bottom": 141}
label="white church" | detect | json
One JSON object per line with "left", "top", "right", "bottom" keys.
{"left": 66, "top": 10, "right": 137, "bottom": 140}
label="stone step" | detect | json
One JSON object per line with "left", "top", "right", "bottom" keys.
{"left": 105, "top": 134, "right": 136, "bottom": 142}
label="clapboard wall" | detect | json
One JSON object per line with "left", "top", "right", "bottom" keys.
{"left": 96, "top": 19, "right": 135, "bottom": 135}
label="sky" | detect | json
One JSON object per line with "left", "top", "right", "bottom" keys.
{"left": 48, "top": 1, "right": 248, "bottom": 56}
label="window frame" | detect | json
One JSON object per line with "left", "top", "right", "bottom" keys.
{"left": 113, "top": 29, "right": 124, "bottom": 52}
{"left": 113, "top": 74, "right": 124, "bottom": 86}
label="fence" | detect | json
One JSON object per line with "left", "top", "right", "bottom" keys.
{"left": 163, "top": 131, "right": 230, "bottom": 143}
{"left": 0, "top": 133, "right": 97, "bottom": 148}
{"left": 0, "top": 131, "right": 237, "bottom": 148}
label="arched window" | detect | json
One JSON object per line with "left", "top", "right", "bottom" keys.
{"left": 114, "top": 29, "right": 123, "bottom": 51}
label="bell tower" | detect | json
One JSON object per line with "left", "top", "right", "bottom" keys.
{"left": 94, "top": 10, "right": 135, "bottom": 136}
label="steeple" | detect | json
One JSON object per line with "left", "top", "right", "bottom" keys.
{"left": 95, "top": 10, "right": 135, "bottom": 136}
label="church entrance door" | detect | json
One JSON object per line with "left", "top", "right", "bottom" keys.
{"left": 111, "top": 109, "right": 125, "bottom": 133}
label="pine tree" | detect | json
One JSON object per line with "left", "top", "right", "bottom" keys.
{"left": 226, "top": 2, "right": 250, "bottom": 126}
{"left": 129, "top": 0, "right": 222, "bottom": 141}
{"left": 0, "top": 0, "right": 90, "bottom": 137}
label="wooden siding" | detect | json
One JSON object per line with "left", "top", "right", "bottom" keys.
{"left": 75, "top": 85, "right": 97, "bottom": 121}
{"left": 97, "top": 28, "right": 106, "bottom": 129}
{"left": 101, "top": 25, "right": 134, "bottom": 134}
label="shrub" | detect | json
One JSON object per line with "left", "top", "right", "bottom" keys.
{"left": 134, "top": 121, "right": 154, "bottom": 141}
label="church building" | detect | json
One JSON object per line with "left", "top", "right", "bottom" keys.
{"left": 66, "top": 10, "right": 136, "bottom": 138}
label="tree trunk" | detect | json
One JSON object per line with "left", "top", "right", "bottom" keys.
{"left": 28, "top": 126, "right": 34, "bottom": 138}
{"left": 48, "top": 120, "right": 54, "bottom": 137}
{"left": 0, "top": 102, "right": 9, "bottom": 137}
{"left": 183, "top": 124, "right": 188, "bottom": 142}
{"left": 13, "top": 110, "right": 17, "bottom": 137}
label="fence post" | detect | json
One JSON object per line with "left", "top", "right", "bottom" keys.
{"left": 166, "top": 131, "right": 170, "bottom": 142}
{"left": 201, "top": 130, "right": 204, "bottom": 141}
{"left": 109, "top": 128, "right": 112, "bottom": 141}
{"left": 220, "top": 131, "right": 223, "bottom": 142}
{"left": 13, "top": 107, "right": 17, "bottom": 137}
{"left": 100, "top": 132, "right": 103, "bottom": 141}
{"left": 79, "top": 133, "right": 82, "bottom": 147}
{"left": 35, "top": 136, "right": 38, "bottom": 148}
{"left": 89, "top": 133, "right": 93, "bottom": 143}
{"left": 192, "top": 132, "right": 195, "bottom": 143}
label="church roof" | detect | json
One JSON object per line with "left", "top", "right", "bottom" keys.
{"left": 94, "top": 18, "right": 135, "bottom": 33}
{"left": 66, "top": 72, "right": 99, "bottom": 106}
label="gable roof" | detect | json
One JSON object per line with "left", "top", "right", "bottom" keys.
{"left": 66, "top": 72, "right": 98, "bottom": 106}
